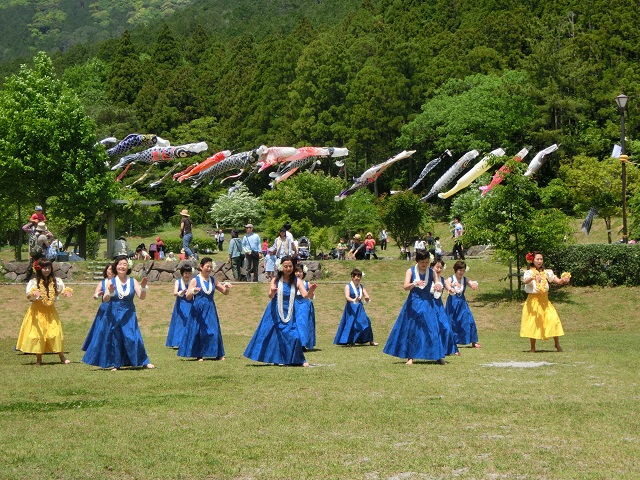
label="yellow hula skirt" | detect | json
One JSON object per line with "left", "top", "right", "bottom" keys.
{"left": 16, "top": 302, "right": 65, "bottom": 354}
{"left": 520, "top": 293, "right": 564, "bottom": 340}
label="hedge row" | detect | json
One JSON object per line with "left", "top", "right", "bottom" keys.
{"left": 545, "top": 244, "right": 640, "bottom": 287}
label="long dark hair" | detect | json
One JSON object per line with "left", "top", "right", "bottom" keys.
{"left": 34, "top": 258, "right": 55, "bottom": 289}
{"left": 276, "top": 255, "right": 297, "bottom": 286}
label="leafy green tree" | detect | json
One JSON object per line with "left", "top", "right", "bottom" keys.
{"left": 559, "top": 155, "right": 640, "bottom": 243}
{"left": 399, "top": 70, "right": 536, "bottom": 153}
{"left": 106, "top": 30, "right": 144, "bottom": 106}
{"left": 208, "top": 184, "right": 265, "bottom": 229}
{"left": 261, "top": 172, "right": 345, "bottom": 228}
{"left": 335, "top": 189, "right": 381, "bottom": 241}
{"left": 379, "top": 191, "right": 430, "bottom": 254}
{"left": 465, "top": 160, "right": 572, "bottom": 292}
{"left": 0, "top": 52, "right": 116, "bottom": 259}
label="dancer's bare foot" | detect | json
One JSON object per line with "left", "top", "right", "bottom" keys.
{"left": 556, "top": 346, "right": 563, "bottom": 352}
{"left": 146, "top": 363, "right": 155, "bottom": 369}
{"left": 198, "top": 357, "right": 204, "bottom": 362}
{"left": 528, "top": 349, "right": 536, "bottom": 353}
{"left": 303, "top": 362, "right": 310, "bottom": 367}
{"left": 61, "top": 359, "right": 71, "bottom": 364}
{"left": 405, "top": 359, "right": 413, "bottom": 365}
{"left": 218, "top": 356, "right": 225, "bottom": 361}
{"left": 437, "top": 358, "right": 446, "bottom": 365}
{"left": 472, "top": 342, "right": 481, "bottom": 348}
{"left": 111, "top": 367, "right": 118, "bottom": 371}
{"left": 369, "top": 341, "right": 378, "bottom": 346}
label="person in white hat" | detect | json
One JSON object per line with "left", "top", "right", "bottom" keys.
{"left": 179, "top": 209, "right": 194, "bottom": 259}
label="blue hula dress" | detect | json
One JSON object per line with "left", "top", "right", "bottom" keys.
{"left": 334, "top": 282, "right": 374, "bottom": 345}
{"left": 383, "top": 266, "right": 448, "bottom": 361}
{"left": 81, "top": 279, "right": 111, "bottom": 359}
{"left": 83, "top": 277, "right": 150, "bottom": 369}
{"left": 244, "top": 280, "right": 306, "bottom": 365}
{"left": 430, "top": 272, "right": 459, "bottom": 356}
{"left": 166, "top": 278, "right": 192, "bottom": 347}
{"left": 295, "top": 279, "right": 316, "bottom": 350}
{"left": 445, "top": 275, "right": 479, "bottom": 346}
{"left": 178, "top": 275, "right": 225, "bottom": 359}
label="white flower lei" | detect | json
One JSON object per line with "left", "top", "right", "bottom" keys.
{"left": 451, "top": 275, "right": 465, "bottom": 297}
{"left": 199, "top": 274, "right": 213, "bottom": 295}
{"left": 277, "top": 279, "right": 296, "bottom": 323}
{"left": 412, "top": 265, "right": 426, "bottom": 289}
{"left": 430, "top": 273, "right": 443, "bottom": 299}
{"left": 116, "top": 277, "right": 130, "bottom": 299}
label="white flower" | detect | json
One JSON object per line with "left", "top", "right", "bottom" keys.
{"left": 276, "top": 258, "right": 283, "bottom": 272}
{"left": 302, "top": 265, "right": 308, "bottom": 274}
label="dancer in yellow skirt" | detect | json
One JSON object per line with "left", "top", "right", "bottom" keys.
{"left": 521, "top": 251, "right": 570, "bottom": 352}
{"left": 16, "top": 258, "right": 73, "bottom": 365}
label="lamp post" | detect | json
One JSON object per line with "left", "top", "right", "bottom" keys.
{"left": 615, "top": 94, "right": 629, "bottom": 243}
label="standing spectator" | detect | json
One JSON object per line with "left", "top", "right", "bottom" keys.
{"left": 179, "top": 209, "right": 194, "bottom": 259}
{"left": 452, "top": 216, "right": 465, "bottom": 260}
{"left": 364, "top": 232, "right": 378, "bottom": 260}
{"left": 26, "top": 222, "right": 51, "bottom": 281}
{"left": 264, "top": 247, "right": 277, "bottom": 281}
{"left": 283, "top": 222, "right": 298, "bottom": 258}
{"left": 156, "top": 236, "right": 165, "bottom": 260}
{"left": 336, "top": 237, "right": 348, "bottom": 260}
{"left": 242, "top": 224, "right": 261, "bottom": 282}
{"left": 273, "top": 228, "right": 295, "bottom": 259}
{"left": 227, "top": 229, "right": 243, "bottom": 281}
{"left": 414, "top": 235, "right": 426, "bottom": 255}
{"left": 261, "top": 237, "right": 269, "bottom": 257}
{"left": 379, "top": 229, "right": 388, "bottom": 251}
{"left": 217, "top": 229, "right": 225, "bottom": 251}
{"left": 425, "top": 232, "right": 435, "bottom": 258}
{"left": 213, "top": 230, "right": 219, "bottom": 251}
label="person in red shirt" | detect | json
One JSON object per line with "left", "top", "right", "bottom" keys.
{"left": 364, "top": 232, "right": 378, "bottom": 260}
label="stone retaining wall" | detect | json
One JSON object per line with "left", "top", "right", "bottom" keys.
{"left": 2, "top": 260, "right": 323, "bottom": 283}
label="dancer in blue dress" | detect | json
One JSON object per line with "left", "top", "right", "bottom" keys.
{"left": 445, "top": 260, "right": 481, "bottom": 348}
{"left": 334, "top": 268, "right": 378, "bottom": 346}
{"left": 430, "top": 258, "right": 459, "bottom": 357}
{"left": 383, "top": 250, "right": 448, "bottom": 365}
{"left": 84, "top": 255, "right": 154, "bottom": 370}
{"left": 81, "top": 263, "right": 115, "bottom": 363}
{"left": 165, "top": 265, "right": 193, "bottom": 348}
{"left": 178, "top": 257, "right": 231, "bottom": 361}
{"left": 294, "top": 264, "right": 316, "bottom": 351}
{"left": 244, "top": 256, "right": 316, "bottom": 367}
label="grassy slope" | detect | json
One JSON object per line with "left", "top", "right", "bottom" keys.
{"left": 0, "top": 247, "right": 638, "bottom": 479}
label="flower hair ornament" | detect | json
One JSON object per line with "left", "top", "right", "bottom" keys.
{"left": 33, "top": 260, "right": 42, "bottom": 272}
{"left": 302, "top": 264, "right": 308, "bottom": 274}
{"left": 275, "top": 258, "right": 283, "bottom": 272}
{"left": 525, "top": 252, "right": 535, "bottom": 263}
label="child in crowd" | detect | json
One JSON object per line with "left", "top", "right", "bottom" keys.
{"left": 445, "top": 261, "right": 481, "bottom": 349}
{"left": 262, "top": 238, "right": 269, "bottom": 257}
{"left": 364, "top": 232, "right": 378, "bottom": 260}
{"left": 16, "top": 259, "right": 73, "bottom": 365}
{"left": 334, "top": 268, "right": 377, "bottom": 346}
{"left": 264, "top": 247, "right": 277, "bottom": 281}
{"left": 294, "top": 264, "right": 316, "bottom": 351}
{"left": 336, "top": 238, "right": 347, "bottom": 260}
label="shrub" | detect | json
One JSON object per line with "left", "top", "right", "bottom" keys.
{"left": 545, "top": 244, "right": 640, "bottom": 286}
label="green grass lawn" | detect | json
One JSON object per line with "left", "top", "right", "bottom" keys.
{"left": 1, "top": 256, "right": 638, "bottom": 479}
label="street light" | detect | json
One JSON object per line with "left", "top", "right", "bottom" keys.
{"left": 615, "top": 94, "right": 629, "bottom": 243}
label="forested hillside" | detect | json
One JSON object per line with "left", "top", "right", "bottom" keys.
{"left": 1, "top": 0, "right": 639, "bottom": 249}
{"left": 0, "top": 0, "right": 359, "bottom": 66}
